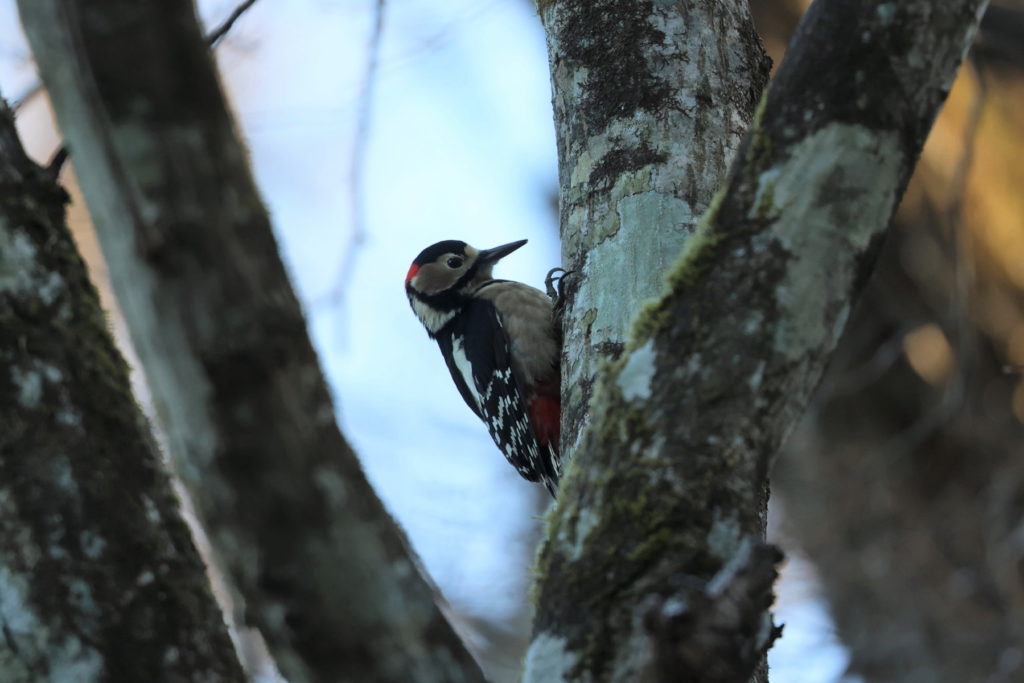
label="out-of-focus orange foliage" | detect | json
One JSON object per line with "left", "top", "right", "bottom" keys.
{"left": 756, "top": 0, "right": 1024, "bottom": 423}
{"left": 903, "top": 62, "right": 1024, "bottom": 421}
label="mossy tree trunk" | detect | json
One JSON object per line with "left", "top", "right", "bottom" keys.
{"left": 0, "top": 101, "right": 245, "bottom": 683}
{"left": 16, "top": 1, "right": 484, "bottom": 682}
{"left": 527, "top": 1, "right": 989, "bottom": 681}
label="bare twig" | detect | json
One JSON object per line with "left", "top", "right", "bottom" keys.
{"left": 317, "top": 0, "right": 386, "bottom": 309}
{"left": 378, "top": 0, "right": 499, "bottom": 76}
{"left": 207, "top": 0, "right": 261, "bottom": 48}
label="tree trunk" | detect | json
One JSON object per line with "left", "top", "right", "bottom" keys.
{"left": 745, "top": 3, "right": 1024, "bottom": 680}
{"left": 527, "top": 1, "right": 988, "bottom": 681}
{"left": 16, "top": 1, "right": 483, "bottom": 682}
{"left": 543, "top": 0, "right": 771, "bottom": 460}
{"left": 0, "top": 101, "right": 244, "bottom": 683}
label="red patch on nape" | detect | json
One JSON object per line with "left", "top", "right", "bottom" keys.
{"left": 529, "top": 394, "right": 561, "bottom": 453}
{"left": 405, "top": 263, "right": 420, "bottom": 284}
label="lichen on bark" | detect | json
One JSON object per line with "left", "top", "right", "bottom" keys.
{"left": 0, "top": 101, "right": 244, "bottom": 683}
{"left": 17, "top": 1, "right": 484, "bottom": 681}
{"left": 539, "top": 0, "right": 772, "bottom": 461}
{"left": 527, "top": 0, "right": 989, "bottom": 681}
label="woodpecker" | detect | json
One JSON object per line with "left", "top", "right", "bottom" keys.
{"left": 405, "top": 239, "right": 562, "bottom": 496}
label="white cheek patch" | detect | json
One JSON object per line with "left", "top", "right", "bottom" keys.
{"left": 411, "top": 297, "right": 456, "bottom": 333}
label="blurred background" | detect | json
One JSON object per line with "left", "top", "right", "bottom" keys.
{"left": 1, "top": 0, "right": 1021, "bottom": 681}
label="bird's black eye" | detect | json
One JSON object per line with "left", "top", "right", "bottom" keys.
{"left": 446, "top": 256, "right": 464, "bottom": 269}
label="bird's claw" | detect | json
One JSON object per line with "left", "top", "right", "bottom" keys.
{"left": 545, "top": 267, "right": 575, "bottom": 300}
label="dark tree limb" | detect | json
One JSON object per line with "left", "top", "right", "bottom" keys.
{"left": 644, "top": 541, "right": 784, "bottom": 683}
{"left": 0, "top": 100, "right": 244, "bottom": 683}
{"left": 16, "top": 1, "right": 484, "bottom": 682}
{"left": 527, "top": 0, "right": 988, "bottom": 680}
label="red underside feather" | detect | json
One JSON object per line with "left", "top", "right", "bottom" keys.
{"left": 529, "top": 394, "right": 561, "bottom": 452}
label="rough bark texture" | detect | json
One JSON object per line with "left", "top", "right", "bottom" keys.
{"left": 541, "top": 0, "right": 771, "bottom": 459}
{"left": 0, "top": 102, "right": 244, "bottom": 683}
{"left": 526, "top": 1, "right": 988, "bottom": 681}
{"left": 749, "top": 5, "right": 1024, "bottom": 680}
{"left": 643, "top": 541, "right": 783, "bottom": 683}
{"left": 17, "top": 2, "right": 483, "bottom": 682}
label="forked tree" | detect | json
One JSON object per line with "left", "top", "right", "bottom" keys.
{"left": 1, "top": 0, "right": 987, "bottom": 681}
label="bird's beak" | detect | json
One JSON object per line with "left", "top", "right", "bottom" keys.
{"left": 477, "top": 239, "right": 527, "bottom": 266}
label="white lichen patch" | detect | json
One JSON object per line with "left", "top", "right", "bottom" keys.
{"left": 756, "top": 124, "right": 902, "bottom": 362}
{"left": 11, "top": 365, "right": 43, "bottom": 409}
{"left": 748, "top": 360, "right": 766, "bottom": 390}
{"left": 10, "top": 360, "right": 64, "bottom": 410}
{"left": 565, "top": 504, "right": 602, "bottom": 562}
{"left": 707, "top": 537, "right": 753, "bottom": 596}
{"left": 37, "top": 271, "right": 65, "bottom": 306}
{"left": 141, "top": 495, "right": 161, "bottom": 523}
{"left": 80, "top": 531, "right": 106, "bottom": 559}
{"left": 0, "top": 228, "right": 38, "bottom": 294}
{"left": 0, "top": 566, "right": 38, "bottom": 642}
{"left": 569, "top": 147, "right": 597, "bottom": 188}
{"left": 48, "top": 636, "right": 104, "bottom": 683}
{"left": 56, "top": 402, "right": 82, "bottom": 428}
{"left": 750, "top": 168, "right": 780, "bottom": 221}
{"left": 66, "top": 578, "right": 101, "bottom": 623}
{"left": 617, "top": 191, "right": 693, "bottom": 239}
{"left": 617, "top": 339, "right": 657, "bottom": 402}
{"left": 52, "top": 453, "right": 77, "bottom": 497}
{"left": 523, "top": 631, "right": 576, "bottom": 683}
{"left": 707, "top": 508, "right": 743, "bottom": 561}
{"left": 876, "top": 3, "right": 896, "bottom": 25}
{"left": 313, "top": 467, "right": 350, "bottom": 511}
{"left": 743, "top": 311, "right": 763, "bottom": 335}
{"left": 0, "top": 566, "right": 103, "bottom": 682}
{"left": 0, "top": 226, "right": 67, "bottom": 306}
{"left": 584, "top": 192, "right": 696, "bottom": 343}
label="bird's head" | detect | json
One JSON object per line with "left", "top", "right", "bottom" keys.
{"left": 405, "top": 238, "right": 527, "bottom": 334}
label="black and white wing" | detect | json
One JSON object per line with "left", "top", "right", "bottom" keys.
{"left": 437, "top": 297, "right": 558, "bottom": 491}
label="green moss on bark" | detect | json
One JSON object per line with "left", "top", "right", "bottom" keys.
{"left": 0, "top": 104, "right": 244, "bottom": 682}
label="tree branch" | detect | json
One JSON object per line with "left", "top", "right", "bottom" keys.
{"left": 206, "top": 0, "right": 260, "bottom": 48}
{"left": 15, "top": 1, "right": 484, "bottom": 681}
{"left": 318, "top": 0, "right": 386, "bottom": 308}
{"left": 20, "top": 0, "right": 262, "bottom": 168}
{"left": 544, "top": 0, "right": 772, "bottom": 461}
{"left": 528, "top": 0, "right": 988, "bottom": 679}
{"left": 644, "top": 541, "right": 783, "bottom": 683}
{"left": 0, "top": 99, "right": 245, "bottom": 683}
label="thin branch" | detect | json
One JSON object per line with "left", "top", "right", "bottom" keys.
{"left": 317, "top": 0, "right": 386, "bottom": 309}
{"left": 207, "top": 0, "right": 261, "bottom": 48}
